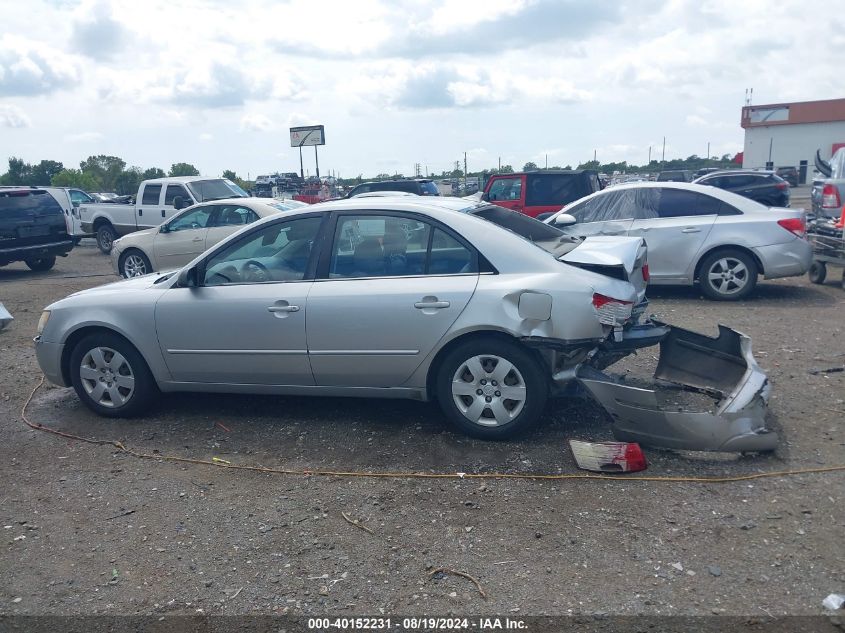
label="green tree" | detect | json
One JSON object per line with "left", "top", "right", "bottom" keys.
{"left": 1, "top": 157, "right": 32, "bottom": 184}
{"left": 169, "top": 163, "right": 200, "bottom": 177}
{"left": 79, "top": 155, "right": 126, "bottom": 191}
{"left": 222, "top": 169, "right": 237, "bottom": 181}
{"left": 114, "top": 167, "right": 144, "bottom": 195}
{"left": 30, "top": 160, "right": 64, "bottom": 185}
{"left": 523, "top": 161, "right": 539, "bottom": 171}
{"left": 51, "top": 169, "right": 99, "bottom": 191}
{"left": 498, "top": 164, "right": 514, "bottom": 174}
{"left": 143, "top": 167, "right": 166, "bottom": 180}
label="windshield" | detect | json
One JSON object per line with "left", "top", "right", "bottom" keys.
{"left": 186, "top": 179, "right": 249, "bottom": 202}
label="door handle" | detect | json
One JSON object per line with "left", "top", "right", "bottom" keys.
{"left": 414, "top": 300, "right": 450, "bottom": 309}
{"left": 681, "top": 227, "right": 701, "bottom": 233}
{"left": 192, "top": 237, "right": 203, "bottom": 242}
{"left": 138, "top": 209, "right": 143, "bottom": 216}
{"left": 267, "top": 305, "right": 300, "bottom": 313}
{"left": 161, "top": 210, "right": 166, "bottom": 218}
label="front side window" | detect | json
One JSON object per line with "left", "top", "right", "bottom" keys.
{"left": 568, "top": 189, "right": 650, "bottom": 222}
{"left": 141, "top": 184, "right": 161, "bottom": 205}
{"left": 212, "top": 205, "right": 259, "bottom": 227}
{"left": 164, "top": 184, "right": 190, "bottom": 205}
{"left": 420, "top": 181, "right": 440, "bottom": 195}
{"left": 203, "top": 216, "right": 322, "bottom": 286}
{"left": 70, "top": 190, "right": 93, "bottom": 204}
{"left": 167, "top": 206, "right": 212, "bottom": 232}
{"left": 186, "top": 179, "right": 248, "bottom": 202}
{"left": 487, "top": 177, "right": 522, "bottom": 202}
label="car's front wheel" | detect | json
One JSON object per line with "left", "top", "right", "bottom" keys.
{"left": 119, "top": 249, "right": 152, "bottom": 278}
{"left": 698, "top": 249, "right": 758, "bottom": 301}
{"left": 435, "top": 337, "right": 548, "bottom": 440}
{"left": 808, "top": 261, "right": 827, "bottom": 284}
{"left": 69, "top": 332, "right": 157, "bottom": 417}
{"left": 25, "top": 257, "right": 56, "bottom": 271}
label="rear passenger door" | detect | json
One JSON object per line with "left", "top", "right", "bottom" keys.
{"left": 627, "top": 188, "right": 719, "bottom": 282}
{"left": 306, "top": 212, "right": 478, "bottom": 387}
{"left": 137, "top": 183, "right": 163, "bottom": 229}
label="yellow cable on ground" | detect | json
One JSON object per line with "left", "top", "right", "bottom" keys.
{"left": 19, "top": 377, "right": 845, "bottom": 483}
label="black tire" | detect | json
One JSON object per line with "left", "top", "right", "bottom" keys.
{"left": 119, "top": 249, "right": 152, "bottom": 278}
{"left": 841, "top": 269, "right": 845, "bottom": 292}
{"left": 24, "top": 257, "right": 56, "bottom": 272}
{"left": 69, "top": 332, "right": 157, "bottom": 418}
{"left": 808, "top": 261, "right": 827, "bottom": 284}
{"left": 96, "top": 224, "right": 117, "bottom": 254}
{"left": 435, "top": 337, "right": 548, "bottom": 440}
{"left": 698, "top": 249, "right": 758, "bottom": 301}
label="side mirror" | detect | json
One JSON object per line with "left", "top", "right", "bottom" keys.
{"left": 177, "top": 266, "right": 198, "bottom": 288}
{"left": 480, "top": 192, "right": 489, "bottom": 202}
{"left": 553, "top": 213, "right": 577, "bottom": 227}
{"left": 159, "top": 224, "right": 170, "bottom": 234}
{"left": 72, "top": 200, "right": 80, "bottom": 208}
{"left": 173, "top": 196, "right": 186, "bottom": 210}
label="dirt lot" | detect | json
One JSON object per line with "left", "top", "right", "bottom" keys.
{"left": 0, "top": 243, "right": 843, "bottom": 619}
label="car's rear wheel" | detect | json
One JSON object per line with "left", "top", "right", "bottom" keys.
{"left": 698, "top": 249, "right": 758, "bottom": 301}
{"left": 96, "top": 224, "right": 117, "bottom": 254}
{"left": 435, "top": 337, "right": 547, "bottom": 440}
{"left": 119, "top": 249, "right": 152, "bottom": 278}
{"left": 25, "top": 257, "right": 56, "bottom": 272}
{"left": 69, "top": 332, "right": 157, "bottom": 417}
{"left": 808, "top": 261, "right": 827, "bottom": 284}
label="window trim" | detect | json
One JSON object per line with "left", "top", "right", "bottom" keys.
{"left": 315, "top": 209, "right": 482, "bottom": 282}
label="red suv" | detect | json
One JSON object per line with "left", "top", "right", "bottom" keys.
{"left": 481, "top": 170, "right": 601, "bottom": 219}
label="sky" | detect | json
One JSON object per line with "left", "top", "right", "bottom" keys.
{"left": 0, "top": 0, "right": 842, "bottom": 180}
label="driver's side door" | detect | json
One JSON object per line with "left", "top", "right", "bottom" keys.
{"left": 153, "top": 205, "right": 216, "bottom": 270}
{"left": 154, "top": 215, "right": 324, "bottom": 386}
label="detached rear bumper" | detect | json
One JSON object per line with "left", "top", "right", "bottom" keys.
{"left": 577, "top": 322, "right": 777, "bottom": 452}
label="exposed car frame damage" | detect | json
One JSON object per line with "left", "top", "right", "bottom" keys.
{"left": 573, "top": 321, "right": 777, "bottom": 452}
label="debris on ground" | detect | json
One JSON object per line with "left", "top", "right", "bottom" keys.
{"left": 823, "top": 593, "right": 845, "bottom": 611}
{"left": 569, "top": 440, "right": 647, "bottom": 473}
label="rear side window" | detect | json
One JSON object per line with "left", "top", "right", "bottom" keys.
{"left": 656, "top": 189, "right": 723, "bottom": 217}
{"left": 525, "top": 174, "right": 591, "bottom": 206}
{"left": 164, "top": 184, "right": 189, "bottom": 205}
{"left": 0, "top": 191, "right": 63, "bottom": 217}
{"left": 141, "top": 184, "right": 161, "bottom": 205}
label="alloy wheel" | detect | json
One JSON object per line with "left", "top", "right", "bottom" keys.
{"left": 123, "top": 254, "right": 148, "bottom": 277}
{"left": 706, "top": 257, "right": 749, "bottom": 296}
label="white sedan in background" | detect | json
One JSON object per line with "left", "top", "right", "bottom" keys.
{"left": 112, "top": 198, "right": 307, "bottom": 277}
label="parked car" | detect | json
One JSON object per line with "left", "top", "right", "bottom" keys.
{"left": 481, "top": 170, "right": 601, "bottom": 219}
{"left": 0, "top": 188, "right": 74, "bottom": 271}
{"left": 77, "top": 177, "right": 250, "bottom": 254}
{"left": 812, "top": 148, "right": 845, "bottom": 219}
{"left": 775, "top": 166, "right": 799, "bottom": 187}
{"left": 692, "top": 167, "right": 721, "bottom": 179}
{"left": 111, "top": 198, "right": 303, "bottom": 278}
{"left": 657, "top": 170, "right": 693, "bottom": 182}
{"left": 0, "top": 186, "right": 97, "bottom": 239}
{"left": 34, "top": 196, "right": 778, "bottom": 450}
{"left": 545, "top": 182, "right": 811, "bottom": 300}
{"left": 693, "top": 170, "right": 790, "bottom": 207}
{"left": 345, "top": 179, "right": 440, "bottom": 198}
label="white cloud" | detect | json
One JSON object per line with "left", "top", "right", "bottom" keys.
{"left": 64, "top": 131, "right": 104, "bottom": 143}
{"left": 686, "top": 114, "right": 707, "bottom": 126}
{"left": 70, "top": 1, "right": 129, "bottom": 60}
{"left": 0, "top": 35, "right": 81, "bottom": 96}
{"left": 240, "top": 114, "right": 274, "bottom": 132}
{"left": 0, "top": 104, "right": 30, "bottom": 128}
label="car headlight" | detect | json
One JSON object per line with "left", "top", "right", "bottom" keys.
{"left": 37, "top": 310, "right": 51, "bottom": 335}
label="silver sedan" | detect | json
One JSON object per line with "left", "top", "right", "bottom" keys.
{"left": 35, "top": 197, "right": 776, "bottom": 449}
{"left": 546, "top": 182, "right": 812, "bottom": 300}
{"left": 111, "top": 197, "right": 307, "bottom": 278}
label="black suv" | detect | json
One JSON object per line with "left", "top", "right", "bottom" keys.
{"left": 346, "top": 179, "right": 440, "bottom": 197}
{"left": 693, "top": 170, "right": 790, "bottom": 207}
{"left": 0, "top": 189, "right": 74, "bottom": 271}
{"left": 775, "top": 166, "right": 799, "bottom": 187}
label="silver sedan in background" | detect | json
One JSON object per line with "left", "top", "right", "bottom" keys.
{"left": 35, "top": 197, "right": 776, "bottom": 450}
{"left": 111, "top": 197, "right": 308, "bottom": 278}
{"left": 546, "top": 182, "right": 811, "bottom": 300}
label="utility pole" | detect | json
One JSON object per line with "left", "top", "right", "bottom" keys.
{"left": 314, "top": 146, "right": 320, "bottom": 179}
{"left": 463, "top": 152, "right": 467, "bottom": 191}
{"left": 498, "top": 156, "right": 501, "bottom": 172}
{"left": 707, "top": 142, "right": 710, "bottom": 160}
{"left": 593, "top": 149, "right": 597, "bottom": 163}
{"left": 662, "top": 137, "right": 666, "bottom": 163}
{"left": 545, "top": 153, "right": 548, "bottom": 169}
{"left": 648, "top": 146, "right": 651, "bottom": 164}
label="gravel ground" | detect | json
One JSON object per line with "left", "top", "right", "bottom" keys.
{"left": 0, "top": 243, "right": 843, "bottom": 619}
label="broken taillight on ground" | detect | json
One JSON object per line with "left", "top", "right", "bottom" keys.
{"left": 569, "top": 440, "right": 647, "bottom": 473}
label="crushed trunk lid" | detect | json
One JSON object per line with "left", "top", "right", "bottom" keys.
{"left": 559, "top": 236, "right": 648, "bottom": 302}
{"left": 577, "top": 322, "right": 777, "bottom": 452}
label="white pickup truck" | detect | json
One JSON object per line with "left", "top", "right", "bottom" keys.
{"left": 78, "top": 176, "right": 250, "bottom": 253}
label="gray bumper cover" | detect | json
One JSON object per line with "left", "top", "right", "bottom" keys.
{"left": 577, "top": 323, "right": 777, "bottom": 452}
